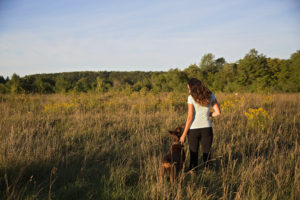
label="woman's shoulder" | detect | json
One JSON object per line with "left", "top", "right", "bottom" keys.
{"left": 187, "top": 95, "right": 194, "bottom": 104}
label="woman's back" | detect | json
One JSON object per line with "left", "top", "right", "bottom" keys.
{"left": 187, "top": 93, "right": 216, "bottom": 129}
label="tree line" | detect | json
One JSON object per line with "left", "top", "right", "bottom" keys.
{"left": 1, "top": 49, "right": 299, "bottom": 94}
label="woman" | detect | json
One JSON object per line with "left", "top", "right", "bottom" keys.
{"left": 179, "top": 78, "right": 221, "bottom": 171}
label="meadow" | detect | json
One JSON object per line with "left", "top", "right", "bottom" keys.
{"left": 0, "top": 91, "right": 299, "bottom": 199}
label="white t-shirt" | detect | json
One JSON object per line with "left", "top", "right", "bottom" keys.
{"left": 187, "top": 93, "right": 216, "bottom": 129}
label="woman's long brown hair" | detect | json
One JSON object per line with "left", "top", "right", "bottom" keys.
{"left": 187, "top": 78, "right": 212, "bottom": 106}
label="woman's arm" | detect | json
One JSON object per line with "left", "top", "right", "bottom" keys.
{"left": 210, "top": 100, "right": 221, "bottom": 117}
{"left": 180, "top": 103, "right": 194, "bottom": 144}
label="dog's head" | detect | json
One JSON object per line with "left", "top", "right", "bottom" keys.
{"left": 169, "top": 124, "right": 185, "bottom": 141}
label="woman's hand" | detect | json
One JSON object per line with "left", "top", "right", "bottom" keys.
{"left": 179, "top": 135, "right": 185, "bottom": 144}
{"left": 211, "top": 100, "right": 221, "bottom": 117}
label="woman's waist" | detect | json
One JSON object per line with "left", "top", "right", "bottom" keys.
{"left": 190, "top": 120, "right": 212, "bottom": 129}
{"left": 193, "top": 113, "right": 210, "bottom": 120}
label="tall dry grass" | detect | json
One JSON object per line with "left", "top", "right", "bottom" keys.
{"left": 0, "top": 92, "right": 299, "bottom": 199}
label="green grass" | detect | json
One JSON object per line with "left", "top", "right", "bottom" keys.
{"left": 0, "top": 92, "right": 299, "bottom": 199}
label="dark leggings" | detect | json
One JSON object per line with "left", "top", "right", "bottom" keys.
{"left": 188, "top": 127, "right": 213, "bottom": 170}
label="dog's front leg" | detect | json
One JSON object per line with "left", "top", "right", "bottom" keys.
{"left": 160, "top": 164, "right": 165, "bottom": 182}
{"left": 170, "top": 165, "right": 176, "bottom": 184}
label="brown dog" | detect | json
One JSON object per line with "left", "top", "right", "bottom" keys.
{"left": 161, "top": 124, "right": 186, "bottom": 183}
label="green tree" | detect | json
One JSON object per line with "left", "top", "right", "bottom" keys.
{"left": 151, "top": 73, "right": 169, "bottom": 93}
{"left": 124, "top": 83, "right": 132, "bottom": 96}
{"left": 236, "top": 49, "right": 271, "bottom": 92}
{"left": 213, "top": 63, "right": 238, "bottom": 92}
{"left": 165, "top": 68, "right": 188, "bottom": 92}
{"left": 199, "top": 53, "right": 219, "bottom": 88}
{"left": 9, "top": 73, "right": 23, "bottom": 93}
{"left": 95, "top": 77, "right": 111, "bottom": 93}
{"left": 215, "top": 57, "right": 226, "bottom": 71}
{"left": 33, "top": 77, "right": 54, "bottom": 93}
{"left": 141, "top": 78, "right": 152, "bottom": 91}
{"left": 55, "top": 75, "right": 72, "bottom": 93}
{"left": 0, "top": 83, "right": 8, "bottom": 94}
{"left": 288, "top": 50, "right": 300, "bottom": 92}
{"left": 73, "top": 77, "right": 90, "bottom": 93}
{"left": 0, "top": 76, "right": 6, "bottom": 84}
{"left": 266, "top": 58, "right": 288, "bottom": 92}
{"left": 200, "top": 53, "right": 218, "bottom": 73}
{"left": 184, "top": 64, "right": 202, "bottom": 80}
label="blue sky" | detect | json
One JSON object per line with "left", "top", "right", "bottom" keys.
{"left": 0, "top": 0, "right": 299, "bottom": 77}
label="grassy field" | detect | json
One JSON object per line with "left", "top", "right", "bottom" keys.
{"left": 0, "top": 92, "right": 299, "bottom": 199}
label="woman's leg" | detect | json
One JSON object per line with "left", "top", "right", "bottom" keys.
{"left": 188, "top": 129, "right": 201, "bottom": 170}
{"left": 200, "top": 127, "right": 213, "bottom": 163}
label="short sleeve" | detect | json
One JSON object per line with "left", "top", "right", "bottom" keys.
{"left": 211, "top": 93, "right": 216, "bottom": 102}
{"left": 187, "top": 95, "right": 194, "bottom": 104}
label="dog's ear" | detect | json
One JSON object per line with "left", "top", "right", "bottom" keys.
{"left": 180, "top": 124, "right": 185, "bottom": 129}
{"left": 169, "top": 130, "right": 180, "bottom": 140}
{"left": 169, "top": 130, "right": 178, "bottom": 138}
